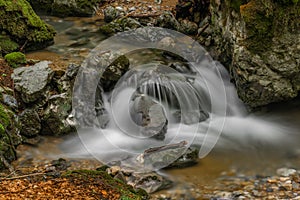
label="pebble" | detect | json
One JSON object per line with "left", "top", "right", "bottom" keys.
{"left": 277, "top": 168, "right": 297, "bottom": 177}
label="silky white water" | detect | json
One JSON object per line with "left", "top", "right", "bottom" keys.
{"left": 62, "top": 54, "right": 298, "bottom": 170}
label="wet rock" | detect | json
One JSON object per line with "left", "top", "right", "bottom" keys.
{"left": 129, "top": 94, "right": 168, "bottom": 140}
{"left": 179, "top": 19, "right": 198, "bottom": 35}
{"left": 165, "top": 146, "right": 199, "bottom": 168}
{"left": 100, "top": 54, "right": 130, "bottom": 92}
{"left": 12, "top": 61, "right": 54, "bottom": 104}
{"left": 155, "top": 11, "right": 180, "bottom": 31}
{"left": 106, "top": 166, "right": 173, "bottom": 193}
{"left": 104, "top": 6, "right": 124, "bottom": 23}
{"left": 172, "top": 109, "right": 209, "bottom": 124}
{"left": 136, "top": 141, "right": 188, "bottom": 169}
{"left": 57, "top": 63, "right": 80, "bottom": 93}
{"left": 205, "top": 0, "right": 300, "bottom": 107}
{"left": 41, "top": 93, "right": 74, "bottom": 135}
{"left": 19, "top": 109, "right": 41, "bottom": 137}
{"left": 2, "top": 94, "right": 18, "bottom": 110}
{"left": 95, "top": 84, "right": 109, "bottom": 129}
{"left": 99, "top": 17, "right": 142, "bottom": 35}
{"left": 175, "top": 0, "right": 210, "bottom": 24}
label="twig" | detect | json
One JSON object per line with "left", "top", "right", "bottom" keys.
{"left": 0, "top": 172, "right": 46, "bottom": 181}
{"left": 19, "top": 40, "right": 28, "bottom": 52}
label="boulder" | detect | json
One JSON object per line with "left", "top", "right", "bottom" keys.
{"left": 12, "top": 61, "right": 54, "bottom": 104}
{"left": 28, "top": 0, "right": 103, "bottom": 17}
{"left": 103, "top": 6, "right": 125, "bottom": 23}
{"left": 0, "top": 0, "right": 55, "bottom": 54}
{"left": 19, "top": 109, "right": 41, "bottom": 137}
{"left": 99, "top": 17, "right": 142, "bottom": 35}
{"left": 155, "top": 11, "right": 180, "bottom": 31}
{"left": 100, "top": 55, "right": 130, "bottom": 92}
{"left": 106, "top": 166, "right": 173, "bottom": 193}
{"left": 198, "top": 0, "right": 300, "bottom": 107}
{"left": 136, "top": 141, "right": 189, "bottom": 169}
{"left": 129, "top": 94, "right": 168, "bottom": 140}
{"left": 41, "top": 93, "right": 74, "bottom": 135}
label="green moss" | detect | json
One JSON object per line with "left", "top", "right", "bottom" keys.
{"left": 63, "top": 169, "right": 148, "bottom": 200}
{"left": 240, "top": 0, "right": 300, "bottom": 53}
{"left": 0, "top": 104, "right": 10, "bottom": 128}
{"left": 4, "top": 52, "right": 26, "bottom": 68}
{"left": 0, "top": 124, "right": 4, "bottom": 136}
{"left": 0, "top": 35, "right": 19, "bottom": 54}
{"left": 0, "top": 0, "right": 55, "bottom": 51}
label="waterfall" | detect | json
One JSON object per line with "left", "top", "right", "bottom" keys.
{"left": 64, "top": 27, "right": 297, "bottom": 171}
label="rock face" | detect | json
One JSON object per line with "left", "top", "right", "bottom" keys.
{"left": 28, "top": 0, "right": 103, "bottom": 17}
{"left": 0, "top": 0, "right": 55, "bottom": 54}
{"left": 12, "top": 61, "right": 54, "bottom": 104}
{"left": 197, "top": 0, "right": 300, "bottom": 107}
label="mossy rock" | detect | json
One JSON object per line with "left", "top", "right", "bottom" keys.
{"left": 4, "top": 52, "right": 26, "bottom": 68}
{"left": 0, "top": 103, "right": 19, "bottom": 170}
{"left": 63, "top": 169, "right": 148, "bottom": 200}
{"left": 28, "top": 0, "right": 103, "bottom": 17}
{"left": 240, "top": 0, "right": 300, "bottom": 53}
{"left": 0, "top": 35, "right": 19, "bottom": 55}
{"left": 0, "top": 0, "right": 55, "bottom": 52}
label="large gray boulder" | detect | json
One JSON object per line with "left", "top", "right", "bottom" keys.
{"left": 12, "top": 61, "right": 54, "bottom": 104}
{"left": 197, "top": 0, "right": 300, "bottom": 107}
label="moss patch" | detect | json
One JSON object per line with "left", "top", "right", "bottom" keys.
{"left": 0, "top": 0, "right": 55, "bottom": 51}
{"left": 63, "top": 169, "right": 148, "bottom": 200}
{"left": 240, "top": 0, "right": 300, "bottom": 53}
{"left": 0, "top": 35, "right": 19, "bottom": 55}
{"left": 4, "top": 52, "right": 26, "bottom": 68}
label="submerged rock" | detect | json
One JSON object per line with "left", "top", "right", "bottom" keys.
{"left": 130, "top": 94, "right": 168, "bottom": 140}
{"left": 12, "top": 61, "right": 54, "bottom": 104}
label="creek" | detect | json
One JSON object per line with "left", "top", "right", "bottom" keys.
{"left": 21, "top": 15, "right": 300, "bottom": 197}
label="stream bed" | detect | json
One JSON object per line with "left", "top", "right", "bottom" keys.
{"left": 20, "top": 16, "right": 300, "bottom": 199}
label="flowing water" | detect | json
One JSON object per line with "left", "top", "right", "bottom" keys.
{"left": 19, "top": 16, "right": 300, "bottom": 196}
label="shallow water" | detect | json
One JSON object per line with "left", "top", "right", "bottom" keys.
{"left": 19, "top": 16, "right": 300, "bottom": 196}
